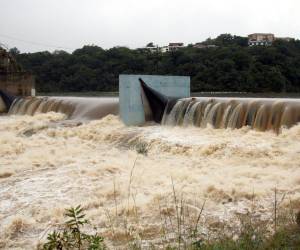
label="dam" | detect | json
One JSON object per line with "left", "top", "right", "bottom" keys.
{"left": 5, "top": 95, "right": 300, "bottom": 133}
{"left": 7, "top": 96, "right": 119, "bottom": 120}
{"left": 1, "top": 75, "right": 300, "bottom": 132}
{"left": 1, "top": 75, "right": 300, "bottom": 249}
{"left": 162, "top": 97, "right": 300, "bottom": 132}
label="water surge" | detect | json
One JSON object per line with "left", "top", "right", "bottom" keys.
{"left": 162, "top": 97, "right": 300, "bottom": 132}
{"left": 8, "top": 96, "right": 119, "bottom": 120}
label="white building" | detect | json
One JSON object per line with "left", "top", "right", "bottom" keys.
{"left": 138, "top": 42, "right": 189, "bottom": 53}
{"left": 160, "top": 43, "right": 185, "bottom": 53}
{"left": 248, "top": 33, "right": 275, "bottom": 46}
{"left": 138, "top": 44, "right": 160, "bottom": 53}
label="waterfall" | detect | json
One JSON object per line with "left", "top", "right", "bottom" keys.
{"left": 8, "top": 96, "right": 119, "bottom": 120}
{"left": 5, "top": 94, "right": 300, "bottom": 132}
{"left": 162, "top": 97, "right": 300, "bottom": 132}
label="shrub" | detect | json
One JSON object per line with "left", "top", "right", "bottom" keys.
{"left": 41, "top": 205, "right": 105, "bottom": 250}
{"left": 135, "top": 141, "right": 148, "bottom": 155}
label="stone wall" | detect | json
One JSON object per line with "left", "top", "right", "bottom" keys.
{"left": 0, "top": 73, "right": 35, "bottom": 96}
{"left": 0, "top": 47, "right": 35, "bottom": 96}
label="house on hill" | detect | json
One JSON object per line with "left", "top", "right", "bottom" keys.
{"left": 248, "top": 33, "right": 294, "bottom": 46}
{"left": 0, "top": 47, "right": 35, "bottom": 96}
{"left": 161, "top": 43, "right": 185, "bottom": 53}
{"left": 248, "top": 33, "right": 275, "bottom": 46}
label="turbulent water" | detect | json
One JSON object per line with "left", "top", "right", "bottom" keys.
{"left": 8, "top": 96, "right": 119, "bottom": 120}
{"left": 6, "top": 95, "right": 300, "bottom": 133}
{"left": 0, "top": 112, "right": 300, "bottom": 249}
{"left": 162, "top": 97, "right": 300, "bottom": 132}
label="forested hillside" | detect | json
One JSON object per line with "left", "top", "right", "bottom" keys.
{"left": 12, "top": 34, "right": 300, "bottom": 93}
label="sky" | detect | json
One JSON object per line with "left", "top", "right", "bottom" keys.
{"left": 0, "top": 0, "right": 299, "bottom": 53}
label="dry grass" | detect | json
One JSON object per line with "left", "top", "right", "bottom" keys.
{"left": 0, "top": 216, "right": 32, "bottom": 248}
{"left": 97, "top": 181, "right": 300, "bottom": 249}
{"left": 32, "top": 180, "right": 300, "bottom": 250}
{"left": 6, "top": 217, "right": 30, "bottom": 238}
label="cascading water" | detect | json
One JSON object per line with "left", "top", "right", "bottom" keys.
{"left": 162, "top": 97, "right": 300, "bottom": 132}
{"left": 3, "top": 92, "right": 300, "bottom": 132}
{"left": 1, "top": 86, "right": 300, "bottom": 249}
{"left": 7, "top": 96, "right": 119, "bottom": 120}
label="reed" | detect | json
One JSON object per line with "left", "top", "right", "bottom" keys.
{"left": 37, "top": 181, "right": 300, "bottom": 250}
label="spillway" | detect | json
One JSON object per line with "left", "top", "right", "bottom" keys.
{"left": 162, "top": 97, "right": 300, "bottom": 132}
{"left": 7, "top": 96, "right": 119, "bottom": 120}
{"left": 3, "top": 94, "right": 300, "bottom": 133}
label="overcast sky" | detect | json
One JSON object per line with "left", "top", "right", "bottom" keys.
{"left": 0, "top": 0, "right": 299, "bottom": 53}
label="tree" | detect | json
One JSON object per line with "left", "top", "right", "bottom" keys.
{"left": 146, "top": 42, "right": 154, "bottom": 47}
{"left": 13, "top": 35, "right": 300, "bottom": 93}
{"left": 9, "top": 47, "right": 20, "bottom": 57}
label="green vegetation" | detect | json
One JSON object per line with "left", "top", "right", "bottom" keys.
{"left": 134, "top": 141, "right": 148, "bottom": 155}
{"left": 39, "top": 183, "right": 300, "bottom": 249}
{"left": 11, "top": 34, "right": 300, "bottom": 93}
{"left": 41, "top": 204, "right": 300, "bottom": 250}
{"left": 189, "top": 224, "right": 300, "bottom": 250}
{"left": 40, "top": 205, "right": 105, "bottom": 250}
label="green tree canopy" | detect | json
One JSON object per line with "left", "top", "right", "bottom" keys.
{"left": 14, "top": 35, "right": 300, "bottom": 93}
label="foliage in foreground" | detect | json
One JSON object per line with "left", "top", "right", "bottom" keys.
{"left": 188, "top": 225, "right": 300, "bottom": 250}
{"left": 41, "top": 206, "right": 300, "bottom": 250}
{"left": 41, "top": 205, "right": 105, "bottom": 250}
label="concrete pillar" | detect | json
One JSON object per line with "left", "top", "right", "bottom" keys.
{"left": 119, "top": 74, "right": 190, "bottom": 126}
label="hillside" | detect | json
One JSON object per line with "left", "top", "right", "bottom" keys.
{"left": 13, "top": 34, "right": 300, "bottom": 93}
